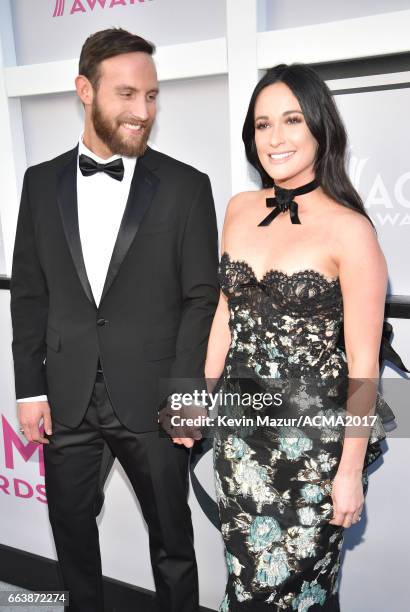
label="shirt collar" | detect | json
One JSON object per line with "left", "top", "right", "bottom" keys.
{"left": 78, "top": 133, "right": 137, "bottom": 178}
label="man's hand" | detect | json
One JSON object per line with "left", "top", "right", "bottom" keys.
{"left": 158, "top": 398, "right": 207, "bottom": 448}
{"left": 18, "top": 401, "right": 52, "bottom": 444}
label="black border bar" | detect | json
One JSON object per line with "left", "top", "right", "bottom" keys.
{"left": 0, "top": 544, "right": 215, "bottom": 612}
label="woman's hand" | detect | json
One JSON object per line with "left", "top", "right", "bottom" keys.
{"left": 328, "top": 469, "right": 364, "bottom": 528}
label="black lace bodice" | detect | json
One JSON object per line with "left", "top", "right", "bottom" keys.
{"left": 218, "top": 251, "right": 346, "bottom": 379}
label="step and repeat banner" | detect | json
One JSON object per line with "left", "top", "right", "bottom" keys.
{"left": 1, "top": 1, "right": 409, "bottom": 611}
{"left": 330, "top": 86, "right": 410, "bottom": 612}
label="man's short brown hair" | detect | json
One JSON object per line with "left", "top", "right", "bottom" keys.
{"left": 79, "top": 28, "right": 155, "bottom": 89}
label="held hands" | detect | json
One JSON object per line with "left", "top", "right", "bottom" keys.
{"left": 158, "top": 398, "right": 207, "bottom": 449}
{"left": 172, "top": 437, "right": 195, "bottom": 448}
{"left": 329, "top": 469, "right": 364, "bottom": 528}
{"left": 18, "top": 401, "right": 52, "bottom": 444}
{"left": 171, "top": 404, "right": 206, "bottom": 448}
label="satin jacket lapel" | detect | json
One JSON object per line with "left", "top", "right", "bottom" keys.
{"left": 100, "top": 155, "right": 160, "bottom": 304}
{"left": 57, "top": 147, "right": 96, "bottom": 307}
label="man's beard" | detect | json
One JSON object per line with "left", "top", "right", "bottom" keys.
{"left": 91, "top": 98, "right": 152, "bottom": 157}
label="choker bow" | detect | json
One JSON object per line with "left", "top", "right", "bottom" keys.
{"left": 258, "top": 178, "right": 319, "bottom": 226}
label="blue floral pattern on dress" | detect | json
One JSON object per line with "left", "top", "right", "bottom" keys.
{"left": 214, "top": 252, "right": 390, "bottom": 611}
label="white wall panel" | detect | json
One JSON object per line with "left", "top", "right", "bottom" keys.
{"left": 258, "top": 0, "right": 410, "bottom": 31}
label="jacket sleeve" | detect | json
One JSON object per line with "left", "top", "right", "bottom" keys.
{"left": 167, "top": 173, "right": 219, "bottom": 398}
{"left": 10, "top": 168, "right": 49, "bottom": 399}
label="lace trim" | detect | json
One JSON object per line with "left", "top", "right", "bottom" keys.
{"left": 219, "top": 251, "right": 340, "bottom": 286}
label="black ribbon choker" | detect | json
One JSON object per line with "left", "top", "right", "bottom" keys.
{"left": 258, "top": 178, "right": 319, "bottom": 226}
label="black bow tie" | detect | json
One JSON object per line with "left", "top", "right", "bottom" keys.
{"left": 258, "top": 178, "right": 319, "bottom": 226}
{"left": 79, "top": 154, "right": 124, "bottom": 181}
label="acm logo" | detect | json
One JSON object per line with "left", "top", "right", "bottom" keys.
{"left": 53, "top": 0, "right": 154, "bottom": 18}
{"left": 349, "top": 153, "right": 410, "bottom": 227}
{"left": 0, "top": 414, "right": 46, "bottom": 503}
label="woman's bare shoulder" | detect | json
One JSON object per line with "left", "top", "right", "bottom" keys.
{"left": 224, "top": 190, "right": 261, "bottom": 224}
{"left": 320, "top": 197, "right": 374, "bottom": 236}
{"left": 324, "top": 202, "right": 384, "bottom": 276}
{"left": 330, "top": 203, "right": 375, "bottom": 237}
{"left": 220, "top": 191, "right": 261, "bottom": 251}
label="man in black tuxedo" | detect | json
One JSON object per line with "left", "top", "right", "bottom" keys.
{"left": 10, "top": 28, "right": 219, "bottom": 612}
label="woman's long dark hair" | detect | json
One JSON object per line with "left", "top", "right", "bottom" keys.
{"left": 242, "top": 63, "right": 374, "bottom": 227}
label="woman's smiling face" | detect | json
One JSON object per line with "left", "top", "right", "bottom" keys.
{"left": 254, "top": 81, "right": 318, "bottom": 187}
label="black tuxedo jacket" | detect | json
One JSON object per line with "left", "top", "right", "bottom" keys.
{"left": 10, "top": 145, "right": 219, "bottom": 431}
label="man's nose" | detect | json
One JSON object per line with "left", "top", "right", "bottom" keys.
{"left": 130, "top": 97, "right": 149, "bottom": 122}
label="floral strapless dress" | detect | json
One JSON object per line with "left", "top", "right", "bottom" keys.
{"left": 213, "top": 252, "right": 392, "bottom": 612}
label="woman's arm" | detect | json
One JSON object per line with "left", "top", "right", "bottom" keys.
{"left": 204, "top": 196, "right": 239, "bottom": 386}
{"left": 329, "top": 211, "right": 388, "bottom": 527}
{"left": 172, "top": 198, "right": 234, "bottom": 446}
{"left": 204, "top": 289, "right": 231, "bottom": 385}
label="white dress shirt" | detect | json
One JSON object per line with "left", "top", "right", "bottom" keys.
{"left": 18, "top": 136, "right": 137, "bottom": 403}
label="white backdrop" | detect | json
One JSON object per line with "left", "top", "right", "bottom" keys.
{"left": 0, "top": 1, "right": 409, "bottom": 610}
{"left": 258, "top": 0, "right": 410, "bottom": 30}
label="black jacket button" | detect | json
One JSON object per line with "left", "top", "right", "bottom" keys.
{"left": 97, "top": 318, "right": 107, "bottom": 326}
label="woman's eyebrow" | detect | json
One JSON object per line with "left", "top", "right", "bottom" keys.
{"left": 255, "top": 109, "right": 303, "bottom": 121}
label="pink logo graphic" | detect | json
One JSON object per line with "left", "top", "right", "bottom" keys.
{"left": 0, "top": 414, "right": 47, "bottom": 504}
{"left": 53, "top": 0, "right": 153, "bottom": 17}
{"left": 53, "top": 0, "right": 66, "bottom": 17}
{"left": 2, "top": 415, "right": 44, "bottom": 477}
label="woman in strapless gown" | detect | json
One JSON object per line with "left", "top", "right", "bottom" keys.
{"left": 205, "top": 64, "right": 394, "bottom": 611}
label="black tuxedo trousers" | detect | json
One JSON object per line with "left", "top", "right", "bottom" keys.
{"left": 44, "top": 370, "right": 198, "bottom": 612}
{"left": 10, "top": 146, "right": 219, "bottom": 611}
